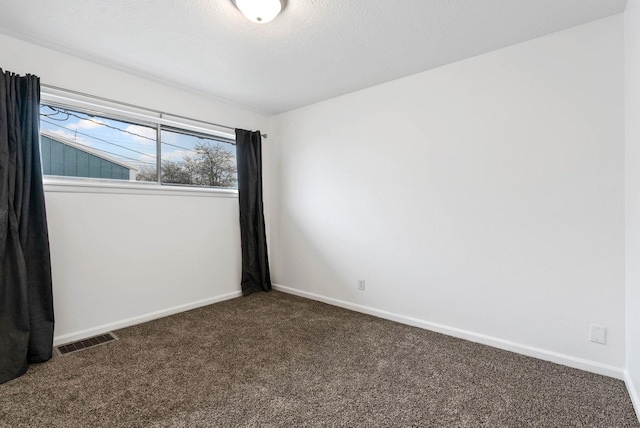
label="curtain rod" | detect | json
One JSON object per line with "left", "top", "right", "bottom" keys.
{"left": 40, "top": 83, "right": 267, "bottom": 139}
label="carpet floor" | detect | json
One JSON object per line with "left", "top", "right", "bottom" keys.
{"left": 0, "top": 290, "right": 638, "bottom": 427}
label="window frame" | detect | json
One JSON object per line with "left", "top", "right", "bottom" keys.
{"left": 40, "top": 90, "right": 238, "bottom": 196}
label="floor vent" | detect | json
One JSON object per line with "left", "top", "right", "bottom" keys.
{"left": 55, "top": 332, "right": 118, "bottom": 356}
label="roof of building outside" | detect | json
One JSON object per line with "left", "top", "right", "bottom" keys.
{"left": 40, "top": 129, "right": 139, "bottom": 172}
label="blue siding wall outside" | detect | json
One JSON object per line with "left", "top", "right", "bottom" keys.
{"left": 41, "top": 135, "right": 130, "bottom": 180}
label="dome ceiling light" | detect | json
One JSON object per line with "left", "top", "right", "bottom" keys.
{"left": 232, "top": 0, "right": 285, "bottom": 24}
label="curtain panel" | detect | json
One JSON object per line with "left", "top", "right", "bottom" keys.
{"left": 235, "top": 129, "right": 271, "bottom": 296}
{"left": 0, "top": 70, "right": 54, "bottom": 384}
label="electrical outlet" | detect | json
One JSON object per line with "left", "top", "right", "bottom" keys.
{"left": 589, "top": 324, "right": 606, "bottom": 345}
{"left": 358, "top": 278, "right": 365, "bottom": 291}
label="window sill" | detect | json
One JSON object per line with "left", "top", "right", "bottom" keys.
{"left": 43, "top": 176, "right": 238, "bottom": 198}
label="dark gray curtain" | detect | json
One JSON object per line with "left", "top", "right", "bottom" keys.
{"left": 235, "top": 129, "right": 271, "bottom": 296}
{"left": 0, "top": 70, "right": 54, "bottom": 384}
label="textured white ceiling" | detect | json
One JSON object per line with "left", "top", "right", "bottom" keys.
{"left": 0, "top": 0, "right": 627, "bottom": 114}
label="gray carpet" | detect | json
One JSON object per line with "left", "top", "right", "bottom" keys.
{"left": 0, "top": 290, "right": 638, "bottom": 427}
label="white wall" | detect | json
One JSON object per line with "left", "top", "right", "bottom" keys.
{"left": 44, "top": 184, "right": 242, "bottom": 345}
{"left": 268, "top": 15, "right": 625, "bottom": 376}
{"left": 625, "top": 1, "right": 640, "bottom": 417}
{"left": 0, "top": 34, "right": 269, "bottom": 344}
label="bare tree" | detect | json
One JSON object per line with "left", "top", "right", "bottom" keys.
{"left": 186, "top": 143, "right": 236, "bottom": 187}
{"left": 162, "top": 160, "right": 193, "bottom": 185}
{"left": 135, "top": 166, "right": 157, "bottom": 182}
{"left": 135, "top": 143, "right": 236, "bottom": 188}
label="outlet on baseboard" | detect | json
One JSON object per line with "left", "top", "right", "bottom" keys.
{"left": 589, "top": 324, "right": 606, "bottom": 345}
{"left": 358, "top": 278, "right": 365, "bottom": 291}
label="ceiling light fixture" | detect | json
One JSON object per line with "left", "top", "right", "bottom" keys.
{"left": 232, "top": 0, "right": 284, "bottom": 24}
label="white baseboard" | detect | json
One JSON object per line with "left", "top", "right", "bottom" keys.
{"left": 53, "top": 290, "right": 242, "bottom": 346}
{"left": 273, "top": 284, "right": 625, "bottom": 380}
{"left": 625, "top": 370, "right": 640, "bottom": 423}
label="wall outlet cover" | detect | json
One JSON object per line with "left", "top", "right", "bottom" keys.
{"left": 589, "top": 324, "right": 606, "bottom": 345}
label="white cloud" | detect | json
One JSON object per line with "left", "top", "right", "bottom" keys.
{"left": 76, "top": 118, "right": 106, "bottom": 130}
{"left": 125, "top": 124, "right": 156, "bottom": 144}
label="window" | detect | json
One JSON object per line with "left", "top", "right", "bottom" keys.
{"left": 158, "top": 128, "right": 237, "bottom": 187}
{"left": 39, "top": 102, "right": 237, "bottom": 189}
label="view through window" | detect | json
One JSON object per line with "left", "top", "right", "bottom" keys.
{"left": 39, "top": 104, "right": 237, "bottom": 188}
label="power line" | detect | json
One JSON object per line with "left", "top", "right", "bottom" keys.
{"left": 41, "top": 83, "right": 265, "bottom": 139}
{"left": 41, "top": 119, "right": 156, "bottom": 161}
{"left": 42, "top": 105, "right": 219, "bottom": 153}
{"left": 40, "top": 107, "right": 236, "bottom": 167}
{"left": 41, "top": 133, "right": 154, "bottom": 166}
{"left": 41, "top": 105, "right": 70, "bottom": 121}
{"left": 43, "top": 105, "right": 156, "bottom": 141}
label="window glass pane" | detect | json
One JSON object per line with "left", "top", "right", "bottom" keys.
{"left": 40, "top": 104, "right": 156, "bottom": 182}
{"left": 160, "top": 128, "right": 237, "bottom": 188}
